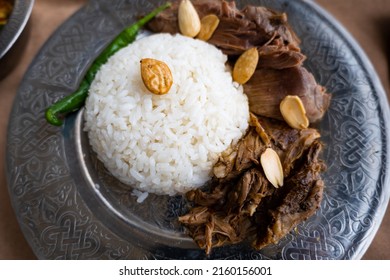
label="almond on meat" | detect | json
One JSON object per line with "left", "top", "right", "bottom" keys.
{"left": 260, "top": 148, "right": 284, "bottom": 188}
{"left": 280, "top": 95, "right": 310, "bottom": 129}
{"left": 232, "top": 47, "right": 259, "bottom": 84}
{"left": 178, "top": 0, "right": 201, "bottom": 37}
{"left": 197, "top": 14, "right": 220, "bottom": 41}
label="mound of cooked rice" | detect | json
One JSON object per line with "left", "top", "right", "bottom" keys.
{"left": 84, "top": 33, "right": 249, "bottom": 196}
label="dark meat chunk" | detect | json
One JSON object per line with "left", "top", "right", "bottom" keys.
{"left": 257, "top": 117, "right": 321, "bottom": 176}
{"left": 213, "top": 116, "right": 321, "bottom": 181}
{"left": 148, "top": 0, "right": 330, "bottom": 123}
{"left": 147, "top": 0, "right": 301, "bottom": 56}
{"left": 257, "top": 37, "right": 306, "bottom": 69}
{"left": 243, "top": 66, "right": 331, "bottom": 123}
{"left": 186, "top": 183, "right": 229, "bottom": 207}
{"left": 180, "top": 169, "right": 270, "bottom": 254}
{"left": 236, "top": 4, "right": 301, "bottom": 51}
{"left": 235, "top": 128, "right": 264, "bottom": 171}
{"left": 179, "top": 116, "right": 326, "bottom": 254}
{"left": 253, "top": 140, "right": 325, "bottom": 250}
{"left": 227, "top": 168, "right": 274, "bottom": 216}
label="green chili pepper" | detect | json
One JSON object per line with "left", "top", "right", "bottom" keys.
{"left": 45, "top": 2, "right": 171, "bottom": 126}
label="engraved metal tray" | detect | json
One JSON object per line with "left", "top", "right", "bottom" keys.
{"left": 6, "top": 0, "right": 390, "bottom": 259}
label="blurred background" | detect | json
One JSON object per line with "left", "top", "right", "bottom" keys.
{"left": 0, "top": 0, "right": 389, "bottom": 259}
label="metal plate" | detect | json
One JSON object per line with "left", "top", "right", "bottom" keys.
{"left": 6, "top": 0, "right": 390, "bottom": 259}
{"left": 0, "top": 0, "right": 34, "bottom": 59}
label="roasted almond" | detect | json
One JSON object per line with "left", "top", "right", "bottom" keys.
{"left": 260, "top": 148, "right": 284, "bottom": 188}
{"left": 280, "top": 95, "right": 309, "bottom": 129}
{"left": 178, "top": 0, "right": 201, "bottom": 37}
{"left": 196, "top": 14, "right": 220, "bottom": 41}
{"left": 232, "top": 47, "right": 259, "bottom": 84}
{"left": 140, "top": 58, "right": 173, "bottom": 95}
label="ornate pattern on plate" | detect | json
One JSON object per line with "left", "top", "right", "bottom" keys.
{"left": 6, "top": 0, "right": 390, "bottom": 259}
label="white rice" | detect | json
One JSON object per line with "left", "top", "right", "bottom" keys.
{"left": 84, "top": 33, "right": 249, "bottom": 196}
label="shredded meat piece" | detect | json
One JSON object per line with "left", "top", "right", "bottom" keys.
{"left": 253, "top": 140, "right": 325, "bottom": 249}
{"left": 257, "top": 37, "right": 306, "bottom": 69}
{"left": 148, "top": 0, "right": 301, "bottom": 57}
{"left": 179, "top": 116, "right": 326, "bottom": 254}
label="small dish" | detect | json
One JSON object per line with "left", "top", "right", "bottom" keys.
{"left": 0, "top": 0, "right": 34, "bottom": 79}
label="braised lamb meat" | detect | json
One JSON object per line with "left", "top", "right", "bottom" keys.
{"left": 147, "top": 0, "right": 331, "bottom": 123}
{"left": 149, "top": 0, "right": 329, "bottom": 254}
{"left": 244, "top": 66, "right": 331, "bottom": 123}
{"left": 256, "top": 37, "right": 306, "bottom": 69}
{"left": 179, "top": 116, "right": 326, "bottom": 254}
{"left": 148, "top": 0, "right": 301, "bottom": 56}
{"left": 252, "top": 140, "right": 325, "bottom": 250}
